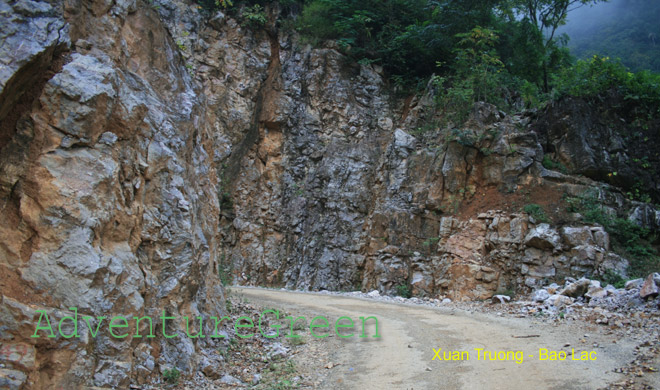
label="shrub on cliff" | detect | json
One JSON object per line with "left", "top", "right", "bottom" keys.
{"left": 553, "top": 55, "right": 660, "bottom": 118}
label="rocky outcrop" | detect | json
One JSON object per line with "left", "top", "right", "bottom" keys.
{"left": 364, "top": 211, "right": 628, "bottom": 300}
{"left": 185, "top": 5, "right": 652, "bottom": 301}
{"left": 534, "top": 96, "right": 660, "bottom": 207}
{"left": 217, "top": 57, "right": 642, "bottom": 300}
{"left": 1, "top": 0, "right": 225, "bottom": 388}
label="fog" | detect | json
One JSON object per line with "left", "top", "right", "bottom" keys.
{"left": 558, "top": 0, "right": 627, "bottom": 40}
{"left": 556, "top": 0, "right": 660, "bottom": 71}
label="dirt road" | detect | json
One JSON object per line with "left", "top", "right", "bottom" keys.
{"left": 232, "top": 287, "right": 650, "bottom": 390}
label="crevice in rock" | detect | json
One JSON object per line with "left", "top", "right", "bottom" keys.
{"left": 223, "top": 28, "right": 281, "bottom": 192}
{"left": 0, "top": 44, "right": 69, "bottom": 151}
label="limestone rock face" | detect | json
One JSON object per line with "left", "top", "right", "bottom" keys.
{"left": 534, "top": 96, "right": 660, "bottom": 207}
{"left": 1, "top": 0, "right": 224, "bottom": 387}
{"left": 148, "top": 2, "right": 643, "bottom": 304}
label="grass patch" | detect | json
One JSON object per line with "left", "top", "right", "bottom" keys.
{"left": 256, "top": 361, "right": 299, "bottom": 390}
{"left": 395, "top": 284, "right": 412, "bottom": 298}
{"left": 542, "top": 155, "right": 568, "bottom": 173}
{"left": 523, "top": 203, "right": 549, "bottom": 223}
{"left": 163, "top": 367, "right": 180, "bottom": 385}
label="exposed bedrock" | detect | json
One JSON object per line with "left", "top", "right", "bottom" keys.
{"left": 0, "top": 0, "right": 657, "bottom": 387}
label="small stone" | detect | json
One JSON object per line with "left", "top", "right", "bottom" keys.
{"left": 220, "top": 374, "right": 244, "bottom": 386}
{"left": 546, "top": 283, "right": 560, "bottom": 294}
{"left": 200, "top": 357, "right": 222, "bottom": 379}
{"left": 267, "top": 343, "right": 288, "bottom": 360}
{"left": 625, "top": 278, "right": 644, "bottom": 290}
{"left": 533, "top": 289, "right": 550, "bottom": 302}
{"left": 252, "top": 374, "right": 261, "bottom": 385}
{"left": 0, "top": 344, "right": 35, "bottom": 370}
{"left": 0, "top": 368, "right": 27, "bottom": 390}
{"left": 367, "top": 290, "right": 380, "bottom": 298}
{"left": 99, "top": 132, "right": 118, "bottom": 145}
{"left": 491, "top": 295, "right": 510, "bottom": 304}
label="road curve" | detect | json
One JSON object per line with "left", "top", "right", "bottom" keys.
{"left": 233, "top": 287, "right": 637, "bottom": 390}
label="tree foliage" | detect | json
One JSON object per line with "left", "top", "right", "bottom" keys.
{"left": 559, "top": 0, "right": 660, "bottom": 73}
{"left": 191, "top": 0, "right": 659, "bottom": 115}
{"left": 434, "top": 27, "right": 508, "bottom": 122}
{"left": 297, "top": 0, "right": 500, "bottom": 81}
{"left": 499, "top": 0, "right": 606, "bottom": 90}
{"left": 553, "top": 55, "right": 660, "bottom": 118}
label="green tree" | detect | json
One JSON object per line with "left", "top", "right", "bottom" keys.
{"left": 453, "top": 27, "right": 506, "bottom": 103}
{"left": 434, "top": 26, "right": 507, "bottom": 122}
{"left": 501, "top": 0, "right": 606, "bottom": 91}
{"left": 297, "top": 0, "right": 501, "bottom": 81}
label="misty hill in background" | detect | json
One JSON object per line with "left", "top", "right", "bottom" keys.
{"left": 559, "top": 0, "right": 660, "bottom": 72}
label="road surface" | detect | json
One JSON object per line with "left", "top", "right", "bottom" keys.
{"left": 232, "top": 287, "right": 643, "bottom": 390}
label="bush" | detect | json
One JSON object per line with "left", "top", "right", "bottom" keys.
{"left": 218, "top": 260, "right": 233, "bottom": 286}
{"left": 565, "top": 191, "right": 659, "bottom": 278}
{"left": 553, "top": 55, "right": 660, "bottom": 119}
{"left": 600, "top": 269, "right": 626, "bottom": 289}
{"left": 163, "top": 367, "right": 180, "bottom": 385}
{"left": 523, "top": 203, "right": 549, "bottom": 223}
{"left": 194, "top": 0, "right": 233, "bottom": 13}
{"left": 542, "top": 155, "right": 567, "bottom": 173}
{"left": 433, "top": 27, "right": 518, "bottom": 123}
{"left": 295, "top": 0, "right": 499, "bottom": 82}
{"left": 296, "top": 0, "right": 338, "bottom": 41}
{"left": 242, "top": 4, "right": 267, "bottom": 28}
{"left": 395, "top": 284, "right": 411, "bottom": 298}
{"left": 495, "top": 288, "right": 515, "bottom": 298}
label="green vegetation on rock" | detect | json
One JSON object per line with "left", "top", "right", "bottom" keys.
{"left": 566, "top": 191, "right": 660, "bottom": 278}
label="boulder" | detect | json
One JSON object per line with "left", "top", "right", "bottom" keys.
{"left": 533, "top": 289, "right": 551, "bottom": 302}
{"left": 491, "top": 295, "right": 511, "bottom": 304}
{"left": 639, "top": 273, "right": 660, "bottom": 300}
{"left": 524, "top": 224, "right": 561, "bottom": 250}
{"left": 625, "top": 278, "right": 644, "bottom": 290}
{"left": 561, "top": 226, "right": 594, "bottom": 247}
{"left": 545, "top": 294, "right": 574, "bottom": 308}
{"left": 585, "top": 286, "right": 607, "bottom": 300}
{"left": 559, "top": 278, "right": 591, "bottom": 298}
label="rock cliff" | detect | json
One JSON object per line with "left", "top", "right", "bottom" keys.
{"left": 0, "top": 0, "right": 657, "bottom": 388}
{"left": 1, "top": 0, "right": 224, "bottom": 387}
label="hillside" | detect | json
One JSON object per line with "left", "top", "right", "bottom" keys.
{"left": 559, "top": 0, "right": 660, "bottom": 73}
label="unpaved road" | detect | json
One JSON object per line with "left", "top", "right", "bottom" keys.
{"left": 233, "top": 287, "right": 653, "bottom": 390}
